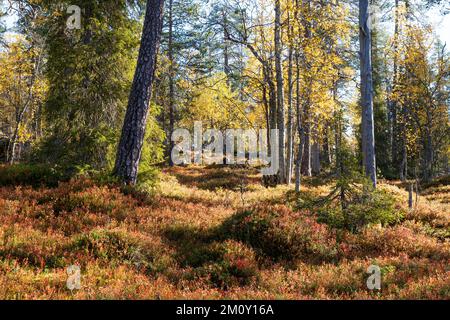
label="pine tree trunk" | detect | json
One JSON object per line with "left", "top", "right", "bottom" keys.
{"left": 359, "top": 0, "right": 377, "bottom": 188}
{"left": 114, "top": 0, "right": 165, "bottom": 185}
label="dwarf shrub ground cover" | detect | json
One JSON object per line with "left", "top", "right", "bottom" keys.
{"left": 218, "top": 206, "right": 339, "bottom": 263}
{"left": 0, "top": 164, "right": 65, "bottom": 188}
{"left": 0, "top": 166, "right": 448, "bottom": 299}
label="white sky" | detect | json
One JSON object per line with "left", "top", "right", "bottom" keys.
{"left": 427, "top": 7, "right": 450, "bottom": 45}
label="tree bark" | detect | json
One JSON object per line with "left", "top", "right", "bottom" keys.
{"left": 168, "top": 0, "right": 175, "bottom": 166}
{"left": 265, "top": 67, "right": 277, "bottom": 132}
{"left": 223, "top": 10, "right": 231, "bottom": 82}
{"left": 311, "top": 119, "right": 321, "bottom": 175}
{"left": 301, "top": 112, "right": 312, "bottom": 177}
{"left": 286, "top": 13, "right": 294, "bottom": 184}
{"left": 295, "top": 51, "right": 305, "bottom": 193}
{"left": 300, "top": 0, "right": 312, "bottom": 178}
{"left": 423, "top": 124, "right": 434, "bottom": 183}
{"left": 359, "top": 0, "right": 377, "bottom": 188}
{"left": 399, "top": 123, "right": 407, "bottom": 181}
{"left": 390, "top": 0, "right": 400, "bottom": 169}
{"left": 262, "top": 83, "right": 271, "bottom": 150}
{"left": 275, "top": 0, "right": 286, "bottom": 184}
{"left": 114, "top": 0, "right": 165, "bottom": 185}
{"left": 294, "top": 28, "right": 303, "bottom": 192}
{"left": 322, "top": 122, "right": 332, "bottom": 166}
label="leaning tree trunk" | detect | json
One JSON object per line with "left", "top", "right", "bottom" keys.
{"left": 114, "top": 0, "right": 165, "bottom": 185}
{"left": 359, "top": 0, "right": 377, "bottom": 188}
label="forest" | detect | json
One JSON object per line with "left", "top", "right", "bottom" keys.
{"left": 0, "top": 0, "right": 448, "bottom": 300}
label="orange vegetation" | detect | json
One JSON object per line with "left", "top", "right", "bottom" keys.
{"left": 0, "top": 166, "right": 448, "bottom": 299}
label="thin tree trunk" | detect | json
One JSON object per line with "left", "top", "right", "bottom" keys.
{"left": 423, "top": 126, "right": 433, "bottom": 183}
{"left": 301, "top": 110, "right": 312, "bottom": 177}
{"left": 262, "top": 83, "right": 271, "bottom": 151}
{"left": 322, "top": 122, "right": 332, "bottom": 166}
{"left": 336, "top": 113, "right": 346, "bottom": 209}
{"left": 359, "top": 0, "right": 377, "bottom": 188}
{"left": 390, "top": 0, "right": 400, "bottom": 169}
{"left": 275, "top": 0, "right": 285, "bottom": 184}
{"left": 311, "top": 119, "right": 321, "bottom": 175}
{"left": 168, "top": 0, "right": 175, "bottom": 166}
{"left": 300, "top": 0, "right": 312, "bottom": 178}
{"left": 286, "top": 13, "right": 294, "bottom": 184}
{"left": 114, "top": 0, "right": 165, "bottom": 185}
{"left": 266, "top": 68, "right": 277, "bottom": 132}
{"left": 294, "top": 0, "right": 303, "bottom": 193}
{"left": 295, "top": 52, "right": 305, "bottom": 192}
{"left": 223, "top": 10, "right": 231, "bottom": 82}
{"left": 400, "top": 125, "right": 407, "bottom": 181}
{"left": 399, "top": 103, "right": 407, "bottom": 181}
{"left": 8, "top": 51, "right": 42, "bottom": 164}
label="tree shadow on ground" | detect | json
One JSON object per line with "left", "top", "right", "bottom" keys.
{"left": 161, "top": 208, "right": 340, "bottom": 272}
{"left": 164, "top": 165, "right": 262, "bottom": 191}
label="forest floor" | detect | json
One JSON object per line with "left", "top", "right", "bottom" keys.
{"left": 0, "top": 165, "right": 448, "bottom": 299}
